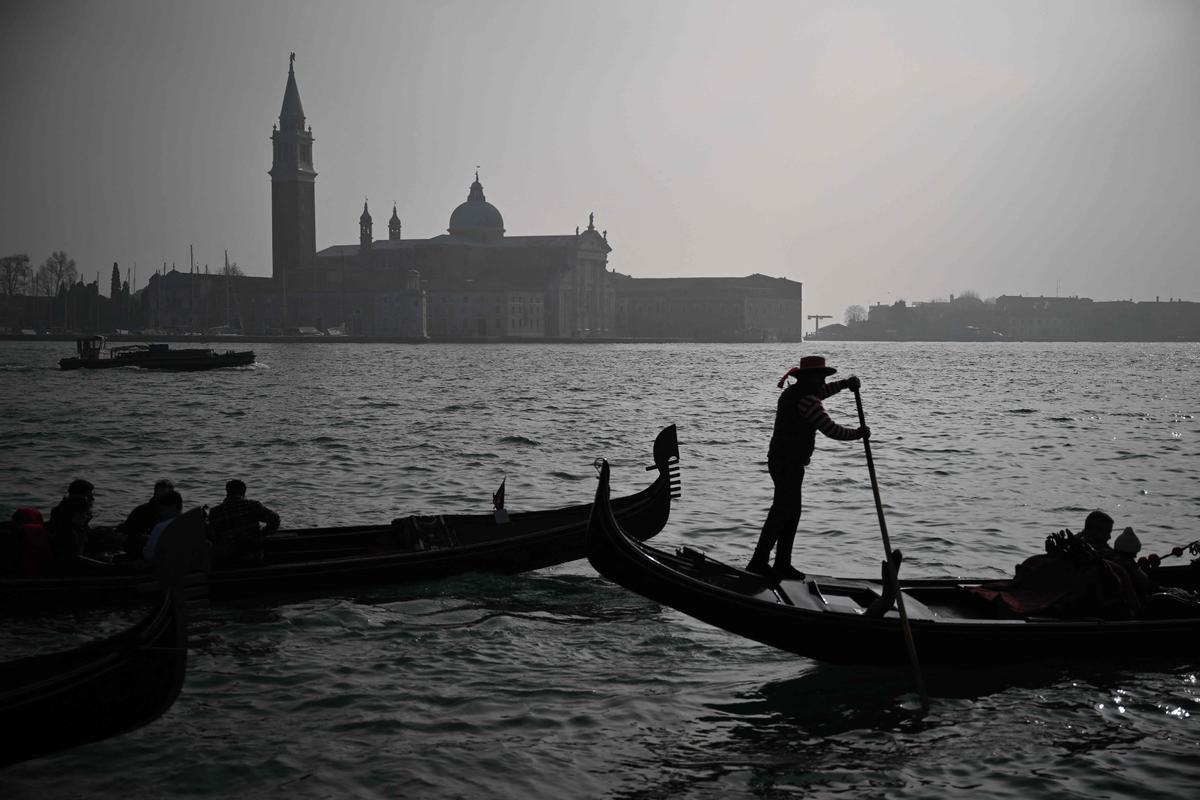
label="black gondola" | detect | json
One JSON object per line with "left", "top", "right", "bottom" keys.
{"left": 0, "top": 590, "right": 188, "bottom": 767}
{"left": 586, "top": 460, "right": 1200, "bottom": 669}
{"left": 2, "top": 426, "right": 681, "bottom": 608}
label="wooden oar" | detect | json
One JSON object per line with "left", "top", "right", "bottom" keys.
{"left": 853, "top": 388, "right": 930, "bottom": 712}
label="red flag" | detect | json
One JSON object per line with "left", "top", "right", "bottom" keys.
{"left": 493, "top": 478, "right": 506, "bottom": 511}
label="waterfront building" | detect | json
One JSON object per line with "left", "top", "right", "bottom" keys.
{"left": 612, "top": 274, "right": 804, "bottom": 341}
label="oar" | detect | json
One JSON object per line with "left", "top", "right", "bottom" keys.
{"left": 853, "top": 388, "right": 930, "bottom": 712}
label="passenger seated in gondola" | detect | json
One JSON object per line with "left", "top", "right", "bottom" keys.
{"left": 46, "top": 479, "right": 95, "bottom": 563}
{"left": 1111, "top": 526, "right": 1154, "bottom": 599}
{"left": 207, "top": 479, "right": 280, "bottom": 566}
{"left": 0, "top": 508, "right": 53, "bottom": 577}
{"left": 142, "top": 490, "right": 183, "bottom": 562}
{"left": 1078, "top": 510, "right": 1117, "bottom": 557}
{"left": 116, "top": 478, "right": 177, "bottom": 560}
{"left": 972, "top": 510, "right": 1142, "bottom": 620}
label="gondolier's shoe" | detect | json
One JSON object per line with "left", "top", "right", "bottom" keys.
{"left": 773, "top": 565, "right": 806, "bottom": 581}
{"left": 746, "top": 559, "right": 774, "bottom": 578}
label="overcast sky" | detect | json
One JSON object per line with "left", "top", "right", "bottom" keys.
{"left": 2, "top": 0, "right": 1198, "bottom": 322}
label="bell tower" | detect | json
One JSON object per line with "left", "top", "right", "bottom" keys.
{"left": 360, "top": 200, "right": 373, "bottom": 252}
{"left": 269, "top": 52, "right": 317, "bottom": 315}
{"left": 389, "top": 203, "right": 402, "bottom": 240}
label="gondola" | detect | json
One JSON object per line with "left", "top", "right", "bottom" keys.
{"left": 0, "top": 589, "right": 188, "bottom": 767}
{"left": 2, "top": 426, "right": 681, "bottom": 609}
{"left": 586, "top": 460, "right": 1200, "bottom": 668}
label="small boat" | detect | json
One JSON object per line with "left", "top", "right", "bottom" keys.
{"left": 59, "top": 335, "right": 255, "bottom": 371}
{"left": 2, "top": 426, "right": 681, "bottom": 608}
{"left": 0, "top": 590, "right": 188, "bottom": 767}
{"left": 586, "top": 460, "right": 1200, "bottom": 668}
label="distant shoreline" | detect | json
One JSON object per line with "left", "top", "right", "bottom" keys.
{"left": 0, "top": 333, "right": 711, "bottom": 345}
{"left": 4, "top": 333, "right": 1199, "bottom": 345}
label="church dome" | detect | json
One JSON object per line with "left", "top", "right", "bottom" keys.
{"left": 448, "top": 174, "right": 504, "bottom": 240}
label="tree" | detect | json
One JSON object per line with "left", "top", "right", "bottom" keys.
{"left": 845, "top": 304, "right": 867, "bottom": 325}
{"left": 0, "top": 253, "right": 31, "bottom": 295}
{"left": 32, "top": 262, "right": 56, "bottom": 296}
{"left": 40, "top": 250, "right": 77, "bottom": 295}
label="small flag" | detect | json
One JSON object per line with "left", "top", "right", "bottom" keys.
{"left": 493, "top": 478, "right": 506, "bottom": 511}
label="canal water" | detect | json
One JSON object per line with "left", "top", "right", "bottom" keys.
{"left": 1, "top": 340, "right": 1197, "bottom": 797}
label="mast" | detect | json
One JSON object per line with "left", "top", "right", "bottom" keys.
{"left": 190, "top": 244, "right": 196, "bottom": 333}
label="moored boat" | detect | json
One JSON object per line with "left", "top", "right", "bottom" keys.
{"left": 58, "top": 335, "right": 255, "bottom": 371}
{"left": 0, "top": 589, "right": 188, "bottom": 767}
{"left": 2, "top": 426, "right": 682, "bottom": 608}
{"left": 586, "top": 459, "right": 1200, "bottom": 669}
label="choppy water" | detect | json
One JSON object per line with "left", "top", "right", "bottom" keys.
{"left": 1, "top": 340, "right": 1199, "bottom": 798}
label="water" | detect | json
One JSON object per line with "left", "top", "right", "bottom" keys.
{"left": 1, "top": 340, "right": 1198, "bottom": 797}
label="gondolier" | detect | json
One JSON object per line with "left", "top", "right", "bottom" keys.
{"left": 747, "top": 356, "right": 868, "bottom": 580}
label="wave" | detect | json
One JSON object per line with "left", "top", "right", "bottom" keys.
{"left": 498, "top": 436, "right": 540, "bottom": 446}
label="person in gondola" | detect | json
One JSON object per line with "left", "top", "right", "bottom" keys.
{"left": 747, "top": 356, "right": 869, "bottom": 581}
{"left": 207, "top": 479, "right": 280, "bottom": 566}
{"left": 142, "top": 489, "right": 184, "bottom": 562}
{"left": 1079, "top": 509, "right": 1117, "bottom": 557}
{"left": 1, "top": 507, "right": 53, "bottom": 577}
{"left": 1111, "top": 526, "right": 1154, "bottom": 599}
{"left": 116, "top": 478, "right": 177, "bottom": 560}
{"left": 999, "top": 510, "right": 1143, "bottom": 619}
{"left": 46, "top": 479, "right": 96, "bottom": 565}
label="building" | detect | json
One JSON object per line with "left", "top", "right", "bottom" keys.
{"left": 267, "top": 56, "right": 614, "bottom": 339}
{"left": 612, "top": 274, "right": 804, "bottom": 341}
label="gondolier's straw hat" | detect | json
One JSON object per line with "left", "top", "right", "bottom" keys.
{"left": 777, "top": 355, "right": 838, "bottom": 388}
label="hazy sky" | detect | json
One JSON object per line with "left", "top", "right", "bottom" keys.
{"left": 2, "top": 0, "right": 1198, "bottom": 322}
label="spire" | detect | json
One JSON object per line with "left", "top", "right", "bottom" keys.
{"left": 279, "top": 52, "right": 306, "bottom": 130}
{"left": 389, "top": 202, "right": 402, "bottom": 240}
{"left": 360, "top": 199, "right": 373, "bottom": 251}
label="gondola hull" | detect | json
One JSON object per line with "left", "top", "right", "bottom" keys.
{"left": 2, "top": 426, "right": 681, "bottom": 608}
{"left": 586, "top": 460, "right": 1200, "bottom": 669}
{"left": 0, "top": 591, "right": 187, "bottom": 767}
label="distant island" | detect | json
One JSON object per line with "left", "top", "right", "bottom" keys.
{"left": 808, "top": 294, "right": 1200, "bottom": 342}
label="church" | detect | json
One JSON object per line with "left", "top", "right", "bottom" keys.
{"left": 139, "top": 57, "right": 804, "bottom": 341}
{"left": 263, "top": 55, "right": 615, "bottom": 339}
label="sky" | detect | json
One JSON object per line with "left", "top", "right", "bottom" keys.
{"left": 2, "top": 0, "right": 1198, "bottom": 323}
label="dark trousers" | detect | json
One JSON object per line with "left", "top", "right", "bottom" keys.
{"left": 750, "top": 459, "right": 805, "bottom": 567}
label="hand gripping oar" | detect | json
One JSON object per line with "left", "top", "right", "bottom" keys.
{"left": 853, "top": 388, "right": 930, "bottom": 712}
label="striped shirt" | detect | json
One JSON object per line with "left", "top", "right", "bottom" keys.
{"left": 768, "top": 378, "right": 860, "bottom": 465}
